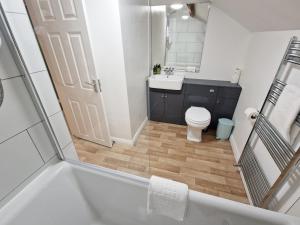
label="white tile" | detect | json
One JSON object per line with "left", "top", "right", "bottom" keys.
{"left": 193, "top": 53, "right": 202, "bottom": 63}
{"left": 188, "top": 19, "right": 205, "bottom": 32}
{"left": 31, "top": 70, "right": 61, "bottom": 116}
{"left": 0, "top": 0, "right": 27, "bottom": 14}
{"left": 186, "top": 43, "right": 202, "bottom": 53}
{"left": 186, "top": 33, "right": 200, "bottom": 42}
{"left": 177, "top": 33, "right": 204, "bottom": 42}
{"left": 0, "top": 29, "right": 21, "bottom": 79}
{"left": 176, "top": 33, "right": 188, "bottom": 42}
{"left": 49, "top": 111, "right": 72, "bottom": 149}
{"left": 6, "top": 13, "right": 46, "bottom": 73}
{"left": 193, "top": 33, "right": 205, "bottom": 42}
{"left": 0, "top": 77, "right": 40, "bottom": 143}
{"left": 169, "top": 18, "right": 176, "bottom": 32}
{"left": 62, "top": 142, "right": 79, "bottom": 161}
{"left": 27, "top": 122, "right": 56, "bottom": 162}
{"left": 168, "top": 42, "right": 176, "bottom": 53}
{"left": 174, "top": 42, "right": 186, "bottom": 52}
{"left": 176, "top": 20, "right": 188, "bottom": 32}
{"left": 0, "top": 131, "right": 44, "bottom": 200}
{"left": 169, "top": 33, "right": 177, "bottom": 43}
{"left": 167, "top": 52, "right": 176, "bottom": 62}
{"left": 176, "top": 53, "right": 194, "bottom": 63}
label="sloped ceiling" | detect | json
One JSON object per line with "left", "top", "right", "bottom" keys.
{"left": 212, "top": 0, "right": 300, "bottom": 32}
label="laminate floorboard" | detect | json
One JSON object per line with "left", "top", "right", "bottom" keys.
{"left": 74, "top": 121, "right": 248, "bottom": 204}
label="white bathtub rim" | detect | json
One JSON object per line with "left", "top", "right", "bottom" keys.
{"left": 57, "top": 161, "right": 300, "bottom": 224}
{"left": 69, "top": 159, "right": 149, "bottom": 188}
{"left": 0, "top": 161, "right": 299, "bottom": 225}
{"left": 69, "top": 160, "right": 300, "bottom": 223}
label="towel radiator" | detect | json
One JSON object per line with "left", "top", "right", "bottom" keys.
{"left": 238, "top": 36, "right": 300, "bottom": 208}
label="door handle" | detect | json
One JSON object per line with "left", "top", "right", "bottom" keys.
{"left": 85, "top": 79, "right": 101, "bottom": 93}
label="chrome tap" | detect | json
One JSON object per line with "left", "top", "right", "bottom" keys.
{"left": 163, "top": 67, "right": 174, "bottom": 76}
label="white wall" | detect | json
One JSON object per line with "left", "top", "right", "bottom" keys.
{"left": 230, "top": 30, "right": 300, "bottom": 214}
{"left": 151, "top": 5, "right": 166, "bottom": 66}
{"left": 84, "top": 0, "right": 132, "bottom": 141}
{"left": 230, "top": 30, "right": 300, "bottom": 159}
{"left": 85, "top": 0, "right": 150, "bottom": 143}
{"left": 199, "top": 6, "right": 251, "bottom": 81}
{"left": 118, "top": 0, "right": 150, "bottom": 137}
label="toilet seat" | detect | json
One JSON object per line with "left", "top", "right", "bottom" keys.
{"left": 185, "top": 107, "right": 211, "bottom": 125}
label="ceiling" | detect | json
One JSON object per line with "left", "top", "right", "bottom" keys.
{"left": 212, "top": 0, "right": 300, "bottom": 32}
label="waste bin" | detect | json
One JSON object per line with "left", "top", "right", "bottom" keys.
{"left": 216, "top": 118, "right": 234, "bottom": 140}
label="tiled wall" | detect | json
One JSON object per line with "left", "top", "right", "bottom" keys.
{"left": 166, "top": 17, "right": 206, "bottom": 69}
{"left": 0, "top": 0, "right": 77, "bottom": 203}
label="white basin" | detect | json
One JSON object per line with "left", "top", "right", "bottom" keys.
{"left": 148, "top": 75, "right": 184, "bottom": 90}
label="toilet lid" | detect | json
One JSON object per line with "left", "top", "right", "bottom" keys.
{"left": 186, "top": 107, "right": 211, "bottom": 124}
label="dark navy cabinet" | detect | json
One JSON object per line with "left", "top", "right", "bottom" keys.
{"left": 149, "top": 79, "right": 241, "bottom": 127}
{"left": 149, "top": 89, "right": 165, "bottom": 122}
{"left": 211, "top": 87, "right": 241, "bottom": 127}
{"left": 184, "top": 84, "right": 218, "bottom": 116}
{"left": 149, "top": 88, "right": 184, "bottom": 124}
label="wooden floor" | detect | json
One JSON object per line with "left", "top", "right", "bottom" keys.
{"left": 74, "top": 121, "right": 248, "bottom": 204}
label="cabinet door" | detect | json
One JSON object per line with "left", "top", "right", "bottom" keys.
{"left": 184, "top": 84, "right": 218, "bottom": 115}
{"left": 212, "top": 98, "right": 239, "bottom": 127}
{"left": 149, "top": 89, "right": 165, "bottom": 122}
{"left": 212, "top": 87, "right": 241, "bottom": 127}
{"left": 164, "top": 90, "right": 185, "bottom": 124}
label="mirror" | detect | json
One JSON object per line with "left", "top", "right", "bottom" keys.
{"left": 151, "top": 2, "right": 210, "bottom": 73}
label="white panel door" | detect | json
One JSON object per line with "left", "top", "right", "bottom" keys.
{"left": 25, "top": 0, "right": 112, "bottom": 147}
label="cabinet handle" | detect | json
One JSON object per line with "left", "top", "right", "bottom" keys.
{"left": 165, "top": 93, "right": 167, "bottom": 98}
{"left": 209, "top": 89, "right": 215, "bottom": 93}
{"left": 161, "top": 94, "right": 164, "bottom": 98}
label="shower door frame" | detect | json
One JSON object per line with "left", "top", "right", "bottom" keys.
{"left": 0, "top": 3, "right": 64, "bottom": 160}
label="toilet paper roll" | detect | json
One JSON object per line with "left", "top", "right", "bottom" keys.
{"left": 244, "top": 107, "right": 259, "bottom": 124}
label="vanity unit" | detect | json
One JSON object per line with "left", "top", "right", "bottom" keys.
{"left": 149, "top": 79, "right": 242, "bottom": 127}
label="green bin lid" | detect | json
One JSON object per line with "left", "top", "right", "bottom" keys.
{"left": 218, "top": 118, "right": 234, "bottom": 126}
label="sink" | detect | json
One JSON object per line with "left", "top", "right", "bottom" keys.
{"left": 148, "top": 75, "right": 184, "bottom": 90}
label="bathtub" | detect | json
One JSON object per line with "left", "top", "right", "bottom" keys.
{"left": 0, "top": 162, "right": 299, "bottom": 225}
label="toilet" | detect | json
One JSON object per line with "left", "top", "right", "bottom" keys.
{"left": 185, "top": 106, "right": 211, "bottom": 142}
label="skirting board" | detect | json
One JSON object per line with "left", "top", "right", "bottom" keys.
{"left": 239, "top": 168, "right": 254, "bottom": 206}
{"left": 229, "top": 135, "right": 241, "bottom": 162}
{"left": 132, "top": 117, "right": 148, "bottom": 145}
{"left": 111, "top": 136, "right": 134, "bottom": 146}
{"left": 229, "top": 135, "right": 253, "bottom": 205}
{"left": 111, "top": 117, "right": 148, "bottom": 146}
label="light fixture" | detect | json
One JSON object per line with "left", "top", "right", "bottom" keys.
{"left": 170, "top": 4, "right": 183, "bottom": 10}
{"left": 181, "top": 15, "right": 189, "bottom": 20}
